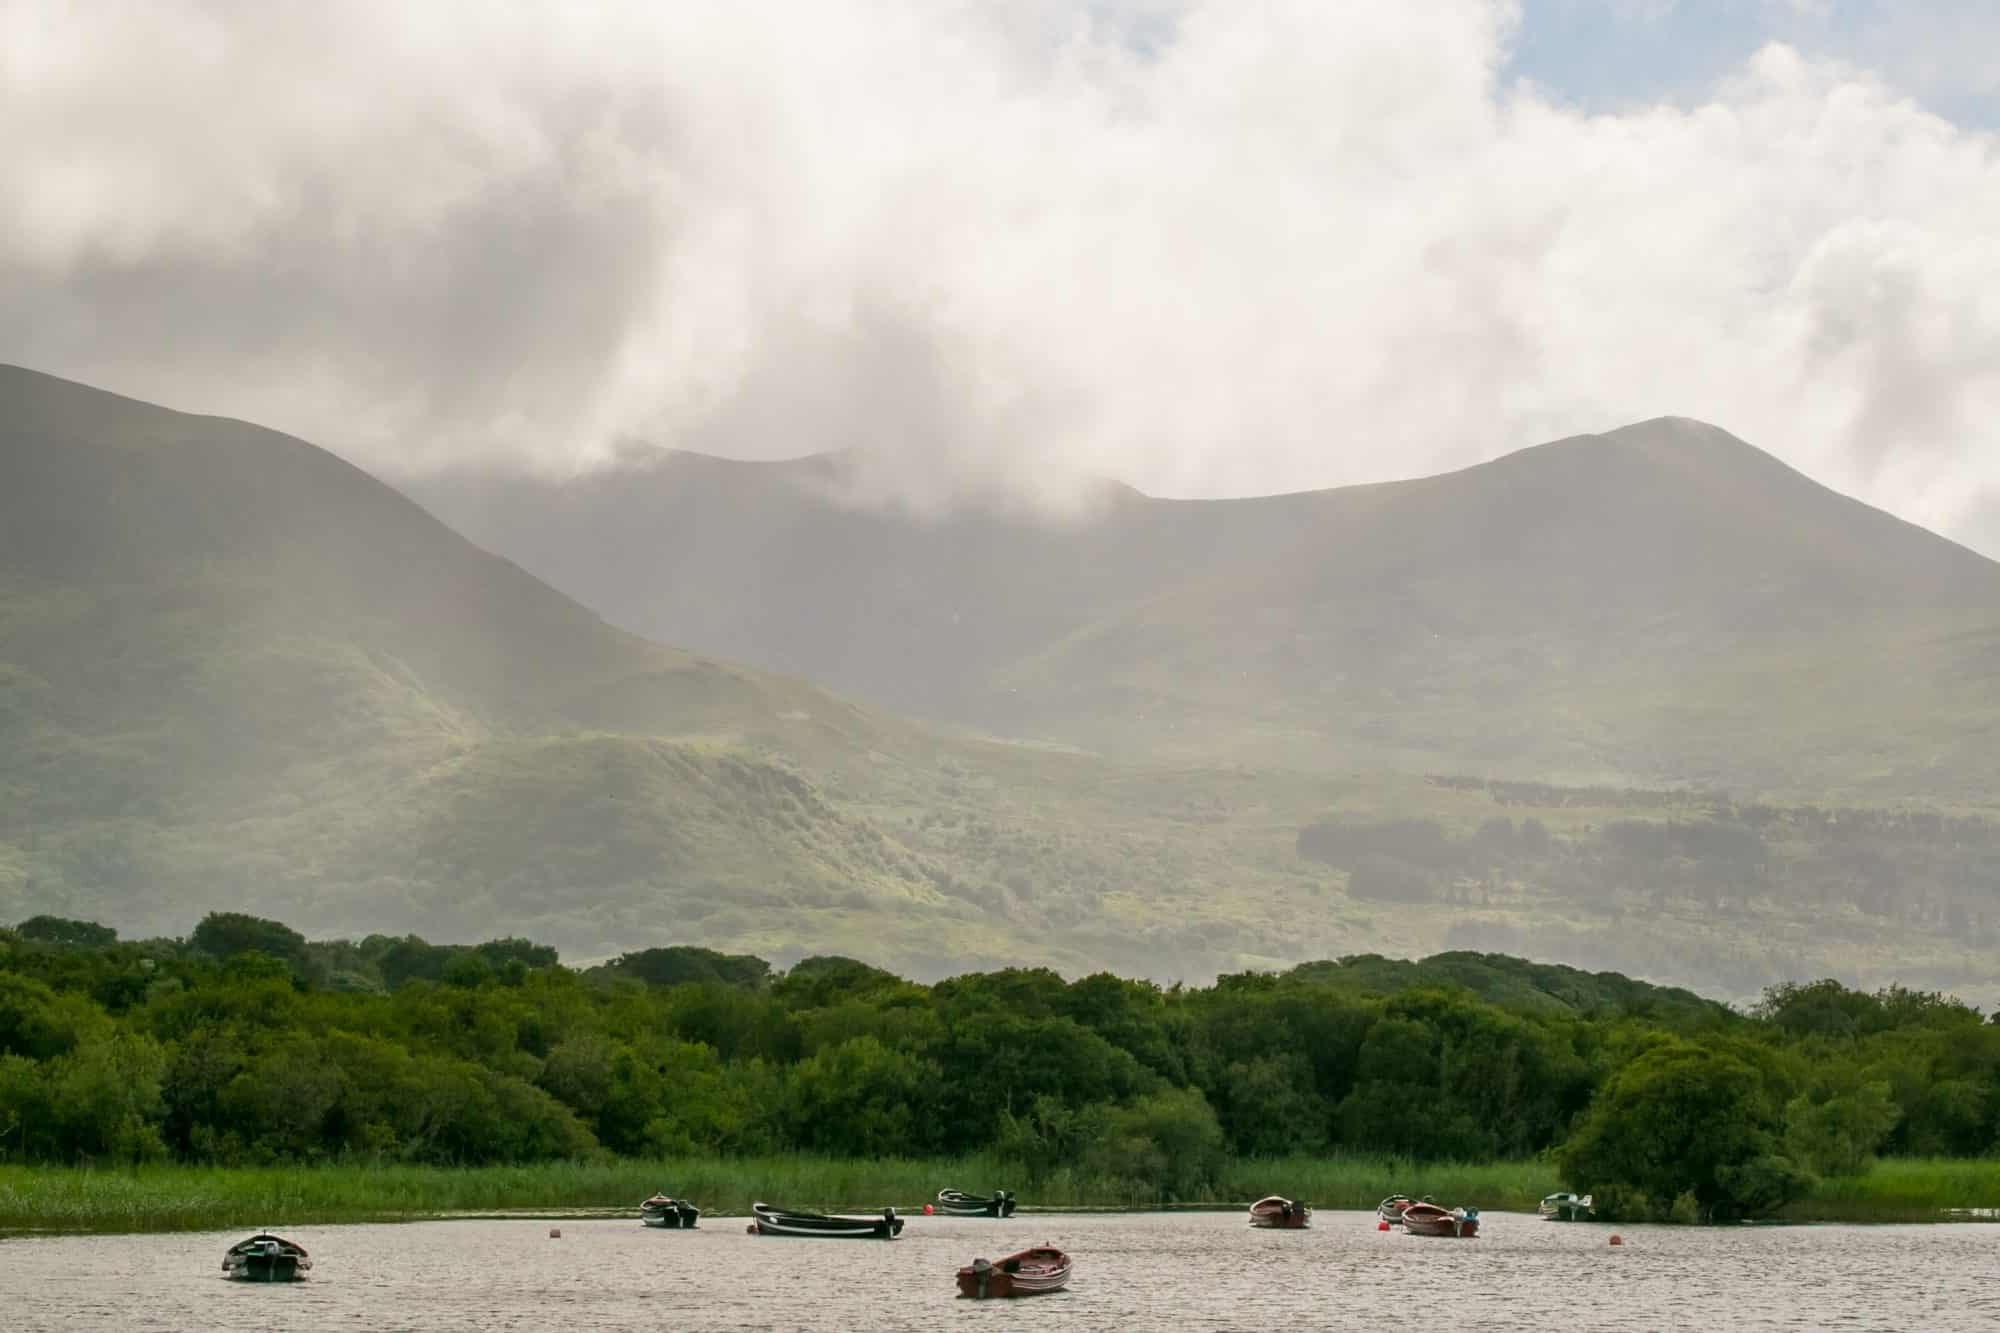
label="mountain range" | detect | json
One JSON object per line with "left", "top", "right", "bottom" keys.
{"left": 7, "top": 362, "right": 2000, "bottom": 998}
{"left": 415, "top": 417, "right": 2000, "bottom": 797}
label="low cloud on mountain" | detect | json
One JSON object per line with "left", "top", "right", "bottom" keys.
{"left": 3, "top": 1, "right": 1997, "bottom": 543}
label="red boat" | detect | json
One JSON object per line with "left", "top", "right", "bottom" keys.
{"left": 1400, "top": 1202, "right": 1480, "bottom": 1237}
{"left": 1248, "top": 1196, "right": 1311, "bottom": 1229}
{"left": 956, "top": 1246, "right": 1073, "bottom": 1299}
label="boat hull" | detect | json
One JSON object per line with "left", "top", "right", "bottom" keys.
{"left": 1248, "top": 1196, "right": 1310, "bottom": 1229}
{"left": 224, "top": 1255, "right": 307, "bottom": 1282}
{"left": 221, "top": 1234, "right": 311, "bottom": 1282}
{"left": 1539, "top": 1194, "right": 1593, "bottom": 1222}
{"left": 639, "top": 1199, "right": 700, "bottom": 1229}
{"left": 1401, "top": 1205, "right": 1479, "bottom": 1238}
{"left": 751, "top": 1205, "right": 903, "bottom": 1239}
{"left": 936, "top": 1190, "right": 1016, "bottom": 1218}
{"left": 957, "top": 1249, "right": 1071, "bottom": 1299}
{"left": 641, "top": 1211, "right": 699, "bottom": 1229}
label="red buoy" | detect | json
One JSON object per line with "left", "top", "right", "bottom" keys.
{"left": 1609, "top": 1234, "right": 1623, "bottom": 1246}
{"left": 1377, "top": 1220, "right": 1390, "bottom": 1231}
{"left": 924, "top": 1204, "right": 934, "bottom": 1215}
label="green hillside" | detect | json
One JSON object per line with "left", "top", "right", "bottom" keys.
{"left": 0, "top": 365, "right": 953, "bottom": 949}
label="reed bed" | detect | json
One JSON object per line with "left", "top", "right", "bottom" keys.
{"left": 2, "top": 1155, "right": 1992, "bottom": 1234}
{"left": 1214, "top": 1157, "right": 1555, "bottom": 1212}
{"left": 1783, "top": 1158, "right": 2000, "bottom": 1222}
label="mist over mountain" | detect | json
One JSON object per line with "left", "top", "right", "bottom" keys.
{"left": 9, "top": 364, "right": 2000, "bottom": 1003}
{"left": 415, "top": 417, "right": 2000, "bottom": 797}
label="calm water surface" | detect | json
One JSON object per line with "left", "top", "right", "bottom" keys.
{"left": 3, "top": 1210, "right": 1994, "bottom": 1331}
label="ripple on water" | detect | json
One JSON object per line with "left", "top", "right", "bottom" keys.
{"left": 1, "top": 1211, "right": 1994, "bottom": 1331}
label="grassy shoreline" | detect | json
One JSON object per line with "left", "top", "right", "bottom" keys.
{"left": 1, "top": 1156, "right": 1994, "bottom": 1234}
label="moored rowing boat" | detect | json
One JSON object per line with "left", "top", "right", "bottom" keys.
{"left": 1376, "top": 1194, "right": 1416, "bottom": 1226}
{"left": 1539, "top": 1192, "right": 1593, "bottom": 1221}
{"left": 640, "top": 1194, "right": 701, "bottom": 1228}
{"left": 750, "top": 1202, "right": 904, "bottom": 1239}
{"left": 936, "top": 1189, "right": 1017, "bottom": 1217}
{"left": 222, "top": 1234, "right": 311, "bottom": 1281}
{"left": 1248, "top": 1195, "right": 1311, "bottom": 1229}
{"left": 957, "top": 1247, "right": 1072, "bottom": 1298}
{"left": 1401, "top": 1202, "right": 1480, "bottom": 1237}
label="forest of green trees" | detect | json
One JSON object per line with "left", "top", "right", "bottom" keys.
{"left": 1, "top": 913, "right": 1995, "bottom": 1222}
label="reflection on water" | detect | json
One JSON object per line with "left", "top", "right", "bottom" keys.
{"left": 3, "top": 1210, "right": 1995, "bottom": 1331}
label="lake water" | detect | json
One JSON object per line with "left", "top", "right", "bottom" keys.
{"left": 3, "top": 1210, "right": 1995, "bottom": 1331}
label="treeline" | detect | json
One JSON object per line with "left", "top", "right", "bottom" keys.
{"left": 1, "top": 913, "right": 1996, "bottom": 1221}
{"left": 1298, "top": 804, "right": 2000, "bottom": 941}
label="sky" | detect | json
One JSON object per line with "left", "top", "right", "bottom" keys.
{"left": 3, "top": 1, "right": 1999, "bottom": 548}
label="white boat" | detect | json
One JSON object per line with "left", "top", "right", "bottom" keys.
{"left": 1539, "top": 1192, "right": 1594, "bottom": 1221}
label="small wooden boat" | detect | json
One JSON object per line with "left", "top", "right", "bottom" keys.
{"left": 639, "top": 1193, "right": 701, "bottom": 1228}
{"left": 1247, "top": 1195, "right": 1311, "bottom": 1229}
{"left": 221, "top": 1234, "right": 311, "bottom": 1282}
{"left": 936, "top": 1188, "right": 1017, "bottom": 1218}
{"left": 957, "top": 1246, "right": 1072, "bottom": 1299}
{"left": 1401, "top": 1202, "right": 1480, "bottom": 1237}
{"left": 1539, "top": 1192, "right": 1593, "bottom": 1222}
{"left": 750, "top": 1201, "right": 904, "bottom": 1239}
{"left": 1376, "top": 1194, "right": 1416, "bottom": 1225}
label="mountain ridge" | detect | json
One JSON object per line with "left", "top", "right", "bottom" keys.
{"left": 411, "top": 412, "right": 2000, "bottom": 795}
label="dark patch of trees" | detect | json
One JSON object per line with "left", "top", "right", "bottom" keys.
{"left": 1299, "top": 796, "right": 2000, "bottom": 942}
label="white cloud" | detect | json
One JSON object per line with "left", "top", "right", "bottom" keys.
{"left": 2, "top": 0, "right": 1998, "bottom": 547}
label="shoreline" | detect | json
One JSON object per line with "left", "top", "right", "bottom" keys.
{"left": 3, "top": 1156, "right": 1995, "bottom": 1235}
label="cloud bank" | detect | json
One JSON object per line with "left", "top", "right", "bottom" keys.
{"left": 3, "top": 1, "right": 1998, "bottom": 543}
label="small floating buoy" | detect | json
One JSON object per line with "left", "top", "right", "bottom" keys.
{"left": 1377, "top": 1220, "right": 1390, "bottom": 1231}
{"left": 924, "top": 1204, "right": 934, "bottom": 1215}
{"left": 746, "top": 1223, "right": 758, "bottom": 1234}
{"left": 1609, "top": 1234, "right": 1623, "bottom": 1246}
{"left": 549, "top": 1228, "right": 561, "bottom": 1239}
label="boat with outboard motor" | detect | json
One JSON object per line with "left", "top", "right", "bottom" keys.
{"left": 221, "top": 1234, "right": 312, "bottom": 1281}
{"left": 1248, "top": 1195, "right": 1311, "bottom": 1229}
{"left": 936, "top": 1189, "right": 1017, "bottom": 1218}
{"left": 640, "top": 1193, "right": 701, "bottom": 1228}
{"left": 749, "top": 1201, "right": 904, "bottom": 1238}
{"left": 1539, "top": 1192, "right": 1594, "bottom": 1221}
{"left": 1400, "top": 1201, "right": 1480, "bottom": 1237}
{"left": 957, "top": 1246, "right": 1072, "bottom": 1299}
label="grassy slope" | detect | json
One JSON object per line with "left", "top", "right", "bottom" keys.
{"left": 0, "top": 366, "right": 949, "bottom": 949}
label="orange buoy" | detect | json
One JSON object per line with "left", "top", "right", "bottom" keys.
{"left": 1609, "top": 1234, "right": 1623, "bottom": 1246}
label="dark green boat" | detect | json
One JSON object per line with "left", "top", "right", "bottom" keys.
{"left": 222, "top": 1233, "right": 312, "bottom": 1281}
